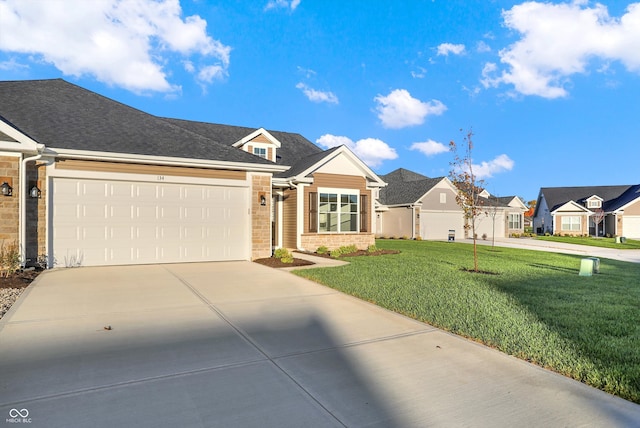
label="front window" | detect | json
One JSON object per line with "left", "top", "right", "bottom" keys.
{"left": 318, "top": 192, "right": 358, "bottom": 232}
{"left": 253, "top": 147, "right": 267, "bottom": 159}
{"left": 508, "top": 213, "right": 522, "bottom": 229}
{"left": 561, "top": 216, "right": 581, "bottom": 231}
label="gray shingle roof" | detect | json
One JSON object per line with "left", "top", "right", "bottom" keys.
{"left": 380, "top": 168, "right": 429, "bottom": 183}
{"left": 161, "top": 118, "right": 322, "bottom": 167}
{"left": 380, "top": 177, "right": 444, "bottom": 205}
{"left": 537, "top": 185, "right": 634, "bottom": 214}
{"left": 0, "top": 79, "right": 272, "bottom": 164}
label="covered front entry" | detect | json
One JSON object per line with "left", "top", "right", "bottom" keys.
{"left": 52, "top": 177, "right": 249, "bottom": 267}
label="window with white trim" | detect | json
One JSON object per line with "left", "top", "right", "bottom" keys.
{"left": 587, "top": 199, "right": 601, "bottom": 208}
{"left": 508, "top": 213, "right": 522, "bottom": 229}
{"left": 253, "top": 147, "right": 267, "bottom": 159}
{"left": 561, "top": 216, "right": 581, "bottom": 231}
{"left": 318, "top": 190, "right": 359, "bottom": 232}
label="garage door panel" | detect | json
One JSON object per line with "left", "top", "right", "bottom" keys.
{"left": 53, "top": 178, "right": 249, "bottom": 267}
{"left": 623, "top": 216, "right": 640, "bottom": 239}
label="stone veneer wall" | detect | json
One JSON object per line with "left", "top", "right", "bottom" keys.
{"left": 301, "top": 233, "right": 375, "bottom": 252}
{"left": 0, "top": 155, "right": 19, "bottom": 243}
{"left": 251, "top": 174, "right": 272, "bottom": 260}
{"left": 25, "top": 162, "right": 47, "bottom": 266}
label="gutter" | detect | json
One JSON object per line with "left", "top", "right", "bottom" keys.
{"left": 19, "top": 153, "right": 43, "bottom": 267}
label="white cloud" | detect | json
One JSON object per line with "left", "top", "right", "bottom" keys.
{"left": 410, "top": 139, "right": 449, "bottom": 157}
{"left": 484, "top": 1, "right": 640, "bottom": 98}
{"left": 0, "top": 0, "right": 230, "bottom": 93}
{"left": 437, "top": 43, "right": 466, "bottom": 56}
{"left": 296, "top": 83, "right": 339, "bottom": 104}
{"left": 411, "top": 66, "right": 427, "bottom": 79}
{"left": 265, "top": 0, "right": 300, "bottom": 11}
{"left": 476, "top": 41, "right": 491, "bottom": 53}
{"left": 472, "top": 154, "right": 515, "bottom": 179}
{"left": 316, "top": 134, "right": 398, "bottom": 168}
{"left": 374, "top": 89, "right": 446, "bottom": 129}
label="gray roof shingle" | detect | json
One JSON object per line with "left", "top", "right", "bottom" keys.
{"left": 0, "top": 79, "right": 272, "bottom": 164}
{"left": 539, "top": 185, "right": 633, "bottom": 213}
{"left": 161, "top": 118, "right": 322, "bottom": 167}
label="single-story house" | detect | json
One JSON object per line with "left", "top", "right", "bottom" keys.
{"left": 533, "top": 185, "right": 640, "bottom": 238}
{"left": 376, "top": 168, "right": 526, "bottom": 240}
{"left": 0, "top": 79, "right": 386, "bottom": 268}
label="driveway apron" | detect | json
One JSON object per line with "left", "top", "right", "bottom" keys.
{"left": 1, "top": 261, "right": 639, "bottom": 427}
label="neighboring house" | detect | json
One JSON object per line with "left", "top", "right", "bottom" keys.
{"left": 533, "top": 185, "right": 640, "bottom": 238}
{"left": 376, "top": 168, "right": 526, "bottom": 240}
{"left": 0, "top": 79, "right": 385, "bottom": 268}
{"left": 474, "top": 193, "right": 527, "bottom": 239}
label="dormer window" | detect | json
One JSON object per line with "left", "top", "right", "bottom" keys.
{"left": 253, "top": 147, "right": 267, "bottom": 159}
{"left": 585, "top": 196, "right": 603, "bottom": 209}
{"left": 232, "top": 127, "right": 281, "bottom": 163}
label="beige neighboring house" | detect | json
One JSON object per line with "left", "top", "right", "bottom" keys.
{"left": 533, "top": 185, "right": 640, "bottom": 238}
{"left": 474, "top": 192, "right": 528, "bottom": 239}
{"left": 376, "top": 168, "right": 526, "bottom": 240}
{"left": 0, "top": 79, "right": 386, "bottom": 268}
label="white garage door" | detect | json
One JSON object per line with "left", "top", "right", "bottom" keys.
{"left": 420, "top": 211, "right": 464, "bottom": 240}
{"left": 52, "top": 178, "right": 249, "bottom": 267}
{"left": 623, "top": 216, "right": 640, "bottom": 239}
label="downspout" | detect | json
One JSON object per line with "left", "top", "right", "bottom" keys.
{"left": 20, "top": 153, "right": 43, "bottom": 267}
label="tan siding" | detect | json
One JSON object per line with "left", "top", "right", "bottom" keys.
{"left": 282, "top": 189, "right": 297, "bottom": 248}
{"left": 267, "top": 147, "right": 273, "bottom": 162}
{"left": 251, "top": 134, "right": 271, "bottom": 144}
{"left": 420, "top": 187, "right": 460, "bottom": 211}
{"left": 55, "top": 159, "right": 246, "bottom": 180}
{"left": 625, "top": 199, "right": 640, "bottom": 215}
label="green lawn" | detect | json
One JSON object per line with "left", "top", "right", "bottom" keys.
{"left": 294, "top": 240, "right": 640, "bottom": 403}
{"left": 535, "top": 235, "right": 640, "bottom": 249}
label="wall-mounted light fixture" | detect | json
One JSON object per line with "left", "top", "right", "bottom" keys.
{"left": 1, "top": 180, "right": 12, "bottom": 197}
{"left": 259, "top": 193, "right": 267, "bottom": 206}
{"left": 29, "top": 183, "right": 41, "bottom": 199}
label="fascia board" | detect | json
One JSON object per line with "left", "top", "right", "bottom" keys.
{"left": 551, "top": 200, "right": 592, "bottom": 214}
{"left": 232, "top": 128, "right": 282, "bottom": 148}
{"left": 296, "top": 146, "right": 387, "bottom": 187}
{"left": 49, "top": 148, "right": 288, "bottom": 173}
{"left": 0, "top": 121, "right": 44, "bottom": 153}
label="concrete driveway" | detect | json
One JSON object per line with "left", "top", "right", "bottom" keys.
{"left": 1, "top": 261, "right": 639, "bottom": 427}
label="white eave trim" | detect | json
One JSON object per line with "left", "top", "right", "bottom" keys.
{"left": 0, "top": 121, "right": 44, "bottom": 153}
{"left": 551, "top": 200, "right": 592, "bottom": 214}
{"left": 232, "top": 128, "right": 282, "bottom": 148}
{"left": 292, "top": 145, "right": 387, "bottom": 187}
{"left": 48, "top": 148, "right": 289, "bottom": 173}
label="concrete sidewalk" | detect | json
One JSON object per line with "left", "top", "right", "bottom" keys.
{"left": 1, "top": 262, "right": 639, "bottom": 427}
{"left": 473, "top": 237, "right": 640, "bottom": 263}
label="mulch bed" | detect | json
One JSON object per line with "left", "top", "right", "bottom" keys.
{"left": 253, "top": 249, "right": 400, "bottom": 269}
{"left": 0, "top": 269, "right": 43, "bottom": 289}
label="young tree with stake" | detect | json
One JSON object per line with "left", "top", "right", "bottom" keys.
{"left": 449, "top": 129, "right": 485, "bottom": 272}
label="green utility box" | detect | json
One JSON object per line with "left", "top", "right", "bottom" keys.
{"left": 579, "top": 258, "right": 594, "bottom": 276}
{"left": 587, "top": 257, "right": 600, "bottom": 274}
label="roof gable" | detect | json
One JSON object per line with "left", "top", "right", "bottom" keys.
{"left": 539, "top": 185, "right": 633, "bottom": 213}
{"left": 379, "top": 176, "right": 447, "bottom": 206}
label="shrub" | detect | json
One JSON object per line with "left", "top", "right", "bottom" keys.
{"left": 316, "top": 246, "right": 329, "bottom": 255}
{"left": 330, "top": 245, "right": 358, "bottom": 258}
{"left": 274, "top": 248, "right": 293, "bottom": 263}
{"left": 482, "top": 233, "right": 487, "bottom": 240}
{"left": 367, "top": 245, "right": 379, "bottom": 253}
{"left": 400, "top": 235, "right": 408, "bottom": 240}
{"left": 0, "top": 241, "right": 21, "bottom": 278}
{"left": 415, "top": 236, "right": 423, "bottom": 241}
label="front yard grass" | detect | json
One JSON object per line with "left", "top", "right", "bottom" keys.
{"left": 535, "top": 235, "right": 640, "bottom": 249}
{"left": 293, "top": 239, "right": 640, "bottom": 403}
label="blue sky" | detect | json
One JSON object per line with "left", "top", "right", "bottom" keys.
{"left": 1, "top": 0, "right": 639, "bottom": 202}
